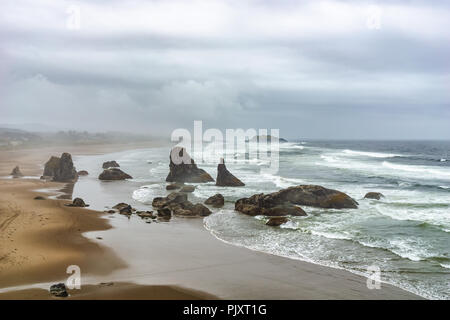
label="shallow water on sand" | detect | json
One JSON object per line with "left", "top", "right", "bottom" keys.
{"left": 71, "top": 141, "right": 450, "bottom": 300}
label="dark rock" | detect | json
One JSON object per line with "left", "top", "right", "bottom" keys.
{"left": 105, "top": 209, "right": 116, "bottom": 214}
{"left": 263, "top": 205, "right": 306, "bottom": 217}
{"left": 266, "top": 217, "right": 289, "bottom": 227}
{"left": 136, "top": 211, "right": 156, "bottom": 219}
{"left": 235, "top": 196, "right": 307, "bottom": 217}
{"left": 113, "top": 203, "right": 130, "bottom": 210}
{"left": 180, "top": 185, "right": 196, "bottom": 193}
{"left": 166, "top": 183, "right": 183, "bottom": 190}
{"left": 42, "top": 153, "right": 78, "bottom": 182}
{"left": 235, "top": 185, "right": 357, "bottom": 217}
{"left": 34, "top": 196, "right": 46, "bottom": 200}
{"left": 10, "top": 166, "right": 23, "bottom": 178}
{"left": 54, "top": 153, "right": 78, "bottom": 182}
{"left": 65, "top": 197, "right": 89, "bottom": 207}
{"left": 157, "top": 207, "right": 172, "bottom": 217}
{"left": 78, "top": 170, "right": 89, "bottom": 176}
{"left": 98, "top": 168, "right": 132, "bottom": 180}
{"left": 204, "top": 194, "right": 225, "bottom": 207}
{"left": 191, "top": 203, "right": 212, "bottom": 216}
{"left": 267, "top": 185, "right": 358, "bottom": 209}
{"left": 364, "top": 192, "right": 384, "bottom": 200}
{"left": 216, "top": 159, "right": 244, "bottom": 187}
{"left": 165, "top": 147, "right": 214, "bottom": 183}
{"left": 49, "top": 283, "right": 68, "bottom": 297}
{"left": 102, "top": 161, "right": 120, "bottom": 169}
{"left": 42, "top": 156, "right": 60, "bottom": 177}
{"left": 119, "top": 205, "right": 133, "bottom": 215}
{"left": 152, "top": 192, "right": 188, "bottom": 208}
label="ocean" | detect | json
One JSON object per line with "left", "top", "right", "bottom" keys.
{"left": 72, "top": 140, "right": 450, "bottom": 300}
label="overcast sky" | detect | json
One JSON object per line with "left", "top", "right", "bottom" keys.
{"left": 0, "top": 0, "right": 449, "bottom": 139}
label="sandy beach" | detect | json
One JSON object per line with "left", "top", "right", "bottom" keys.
{"left": 0, "top": 142, "right": 422, "bottom": 299}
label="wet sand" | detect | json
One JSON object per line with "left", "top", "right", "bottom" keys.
{"left": 0, "top": 142, "right": 422, "bottom": 299}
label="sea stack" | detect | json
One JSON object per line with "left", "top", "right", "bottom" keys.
{"left": 166, "top": 147, "right": 214, "bottom": 183}
{"left": 98, "top": 168, "right": 132, "bottom": 180}
{"left": 216, "top": 158, "right": 245, "bottom": 187}
{"left": 42, "top": 153, "right": 78, "bottom": 182}
{"left": 10, "top": 166, "right": 23, "bottom": 178}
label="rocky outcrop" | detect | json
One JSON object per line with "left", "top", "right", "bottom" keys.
{"left": 49, "top": 283, "right": 68, "bottom": 297}
{"left": 152, "top": 192, "right": 212, "bottom": 217}
{"left": 256, "top": 185, "right": 358, "bottom": 209}
{"left": 266, "top": 217, "right": 289, "bottom": 227}
{"left": 42, "top": 156, "right": 60, "bottom": 178}
{"left": 102, "top": 161, "right": 120, "bottom": 169}
{"left": 204, "top": 194, "right": 224, "bottom": 207}
{"left": 364, "top": 192, "right": 384, "bottom": 200}
{"left": 166, "top": 147, "right": 214, "bottom": 183}
{"left": 235, "top": 185, "right": 357, "bottom": 216}
{"left": 78, "top": 170, "right": 89, "bottom": 176}
{"left": 65, "top": 197, "right": 89, "bottom": 207}
{"left": 235, "top": 195, "right": 307, "bottom": 217}
{"left": 98, "top": 168, "right": 132, "bottom": 180}
{"left": 216, "top": 159, "right": 244, "bottom": 187}
{"left": 10, "top": 166, "right": 23, "bottom": 178}
{"left": 42, "top": 153, "right": 78, "bottom": 182}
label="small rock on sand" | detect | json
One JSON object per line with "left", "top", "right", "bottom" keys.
{"left": 49, "top": 283, "right": 68, "bottom": 297}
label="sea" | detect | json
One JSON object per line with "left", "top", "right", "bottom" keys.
{"left": 72, "top": 140, "right": 450, "bottom": 300}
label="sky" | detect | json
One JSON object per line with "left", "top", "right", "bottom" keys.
{"left": 0, "top": 0, "right": 449, "bottom": 139}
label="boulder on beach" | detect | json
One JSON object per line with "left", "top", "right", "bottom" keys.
{"left": 65, "top": 197, "right": 89, "bottom": 207}
{"left": 49, "top": 283, "right": 68, "bottom": 297}
{"left": 34, "top": 196, "right": 46, "bottom": 200}
{"left": 235, "top": 185, "right": 357, "bottom": 216}
{"left": 102, "top": 161, "right": 120, "bottom": 169}
{"left": 165, "top": 147, "right": 214, "bottom": 183}
{"left": 262, "top": 185, "right": 358, "bottom": 209}
{"left": 98, "top": 168, "right": 132, "bottom": 180}
{"left": 42, "top": 153, "right": 78, "bottom": 182}
{"left": 78, "top": 170, "right": 89, "bottom": 176}
{"left": 235, "top": 194, "right": 307, "bottom": 217}
{"left": 364, "top": 192, "right": 384, "bottom": 200}
{"left": 152, "top": 192, "right": 212, "bottom": 217}
{"left": 10, "top": 166, "right": 23, "bottom": 178}
{"left": 204, "top": 194, "right": 225, "bottom": 207}
{"left": 266, "top": 217, "right": 289, "bottom": 227}
{"left": 216, "top": 159, "right": 245, "bottom": 187}
{"left": 152, "top": 192, "right": 188, "bottom": 208}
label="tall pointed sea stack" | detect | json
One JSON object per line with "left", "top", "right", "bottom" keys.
{"left": 216, "top": 158, "right": 245, "bottom": 187}
{"left": 166, "top": 147, "right": 214, "bottom": 183}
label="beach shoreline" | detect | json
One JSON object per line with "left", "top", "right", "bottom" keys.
{"left": 0, "top": 142, "right": 422, "bottom": 299}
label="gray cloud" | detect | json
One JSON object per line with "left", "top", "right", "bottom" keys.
{"left": 0, "top": 0, "right": 449, "bottom": 139}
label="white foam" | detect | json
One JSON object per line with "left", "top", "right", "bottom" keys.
{"left": 342, "top": 149, "right": 399, "bottom": 158}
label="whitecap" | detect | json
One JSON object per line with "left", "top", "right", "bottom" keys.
{"left": 342, "top": 149, "right": 399, "bottom": 158}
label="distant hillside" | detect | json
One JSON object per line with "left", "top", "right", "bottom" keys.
{"left": 0, "top": 128, "right": 155, "bottom": 149}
